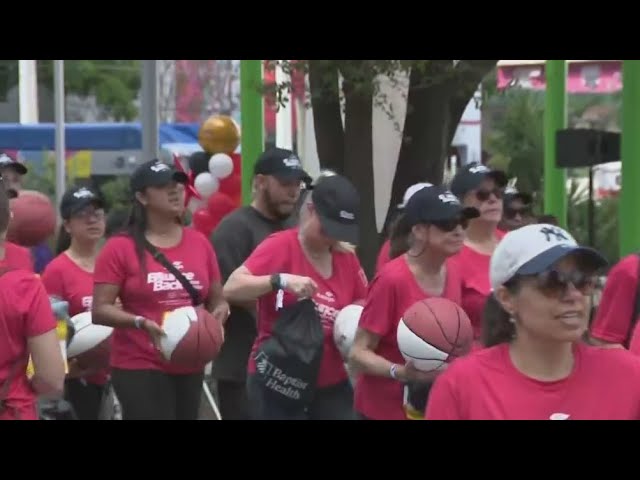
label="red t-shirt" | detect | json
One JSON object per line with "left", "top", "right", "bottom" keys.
{"left": 0, "top": 271, "right": 57, "bottom": 420}
{"left": 354, "top": 255, "right": 463, "bottom": 420}
{"left": 244, "top": 229, "right": 368, "bottom": 388}
{"left": 425, "top": 342, "right": 640, "bottom": 420}
{"left": 449, "top": 230, "right": 506, "bottom": 340}
{"left": 2, "top": 241, "right": 34, "bottom": 272}
{"left": 590, "top": 254, "right": 639, "bottom": 345}
{"left": 41, "top": 253, "right": 109, "bottom": 385}
{"left": 93, "top": 227, "right": 221, "bottom": 375}
{"left": 375, "top": 239, "right": 391, "bottom": 273}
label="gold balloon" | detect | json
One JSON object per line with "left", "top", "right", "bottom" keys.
{"left": 198, "top": 115, "right": 240, "bottom": 154}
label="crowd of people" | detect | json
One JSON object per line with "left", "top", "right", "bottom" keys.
{"left": 2, "top": 146, "right": 640, "bottom": 420}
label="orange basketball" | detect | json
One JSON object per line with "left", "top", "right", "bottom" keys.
{"left": 198, "top": 115, "right": 240, "bottom": 154}
{"left": 7, "top": 190, "right": 56, "bottom": 247}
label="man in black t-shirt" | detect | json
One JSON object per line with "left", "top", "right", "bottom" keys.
{"left": 210, "top": 147, "right": 311, "bottom": 419}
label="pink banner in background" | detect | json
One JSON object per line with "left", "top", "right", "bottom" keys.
{"left": 497, "top": 61, "right": 623, "bottom": 93}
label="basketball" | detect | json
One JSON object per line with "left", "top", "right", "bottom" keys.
{"left": 7, "top": 190, "right": 56, "bottom": 246}
{"left": 67, "top": 312, "right": 113, "bottom": 370}
{"left": 160, "top": 306, "right": 224, "bottom": 368}
{"left": 333, "top": 300, "right": 365, "bottom": 359}
{"left": 396, "top": 298, "right": 473, "bottom": 372}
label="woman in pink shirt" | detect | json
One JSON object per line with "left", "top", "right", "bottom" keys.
{"left": 0, "top": 180, "right": 66, "bottom": 420}
{"left": 449, "top": 163, "right": 508, "bottom": 343}
{"left": 426, "top": 224, "right": 640, "bottom": 420}
{"left": 92, "top": 160, "right": 229, "bottom": 420}
{"left": 41, "top": 185, "right": 107, "bottom": 420}
{"left": 224, "top": 174, "right": 368, "bottom": 420}
{"left": 350, "top": 185, "right": 479, "bottom": 420}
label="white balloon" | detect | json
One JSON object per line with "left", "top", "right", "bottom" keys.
{"left": 208, "top": 153, "right": 234, "bottom": 179}
{"left": 194, "top": 173, "right": 219, "bottom": 198}
{"left": 187, "top": 197, "right": 204, "bottom": 213}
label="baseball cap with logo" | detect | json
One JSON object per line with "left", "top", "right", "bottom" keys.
{"left": 490, "top": 223, "right": 608, "bottom": 291}
{"left": 60, "top": 186, "right": 105, "bottom": 219}
{"left": 130, "top": 160, "right": 188, "bottom": 193}
{"left": 404, "top": 185, "right": 480, "bottom": 227}
{"left": 450, "top": 162, "right": 508, "bottom": 198}
{"left": 312, "top": 174, "right": 360, "bottom": 245}
{"left": 503, "top": 186, "right": 533, "bottom": 206}
{"left": 0, "top": 152, "right": 27, "bottom": 175}
{"left": 254, "top": 147, "right": 312, "bottom": 186}
{"left": 398, "top": 182, "right": 433, "bottom": 209}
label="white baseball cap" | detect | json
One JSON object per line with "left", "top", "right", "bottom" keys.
{"left": 490, "top": 223, "right": 607, "bottom": 291}
{"left": 398, "top": 182, "right": 433, "bottom": 208}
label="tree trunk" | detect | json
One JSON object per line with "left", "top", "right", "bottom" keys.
{"left": 342, "top": 75, "right": 377, "bottom": 278}
{"left": 308, "top": 60, "right": 345, "bottom": 174}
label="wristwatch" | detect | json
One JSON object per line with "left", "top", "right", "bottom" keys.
{"left": 270, "top": 273, "right": 284, "bottom": 291}
{"left": 133, "top": 316, "right": 145, "bottom": 329}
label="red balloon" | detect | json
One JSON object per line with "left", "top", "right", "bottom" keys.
{"left": 192, "top": 208, "right": 216, "bottom": 236}
{"left": 219, "top": 174, "right": 241, "bottom": 198}
{"left": 207, "top": 192, "right": 236, "bottom": 224}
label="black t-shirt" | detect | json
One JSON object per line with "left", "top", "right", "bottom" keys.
{"left": 210, "top": 206, "right": 289, "bottom": 382}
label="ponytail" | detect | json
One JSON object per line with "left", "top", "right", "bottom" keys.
{"left": 389, "top": 212, "right": 411, "bottom": 259}
{"left": 55, "top": 225, "right": 71, "bottom": 255}
{"left": 124, "top": 200, "right": 149, "bottom": 273}
{"left": 481, "top": 291, "right": 516, "bottom": 347}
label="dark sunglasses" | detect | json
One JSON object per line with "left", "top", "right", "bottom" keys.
{"left": 530, "top": 269, "right": 596, "bottom": 298}
{"left": 475, "top": 187, "right": 503, "bottom": 202}
{"left": 504, "top": 205, "right": 532, "bottom": 219}
{"left": 430, "top": 217, "right": 469, "bottom": 232}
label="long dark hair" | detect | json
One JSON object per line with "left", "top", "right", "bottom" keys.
{"left": 55, "top": 226, "right": 71, "bottom": 255}
{"left": 481, "top": 279, "right": 521, "bottom": 347}
{"left": 388, "top": 212, "right": 411, "bottom": 259}
{"left": 124, "top": 199, "right": 149, "bottom": 272}
{"left": 0, "top": 181, "right": 11, "bottom": 235}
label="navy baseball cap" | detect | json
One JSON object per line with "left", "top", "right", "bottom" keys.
{"left": 60, "top": 186, "right": 105, "bottom": 219}
{"left": 405, "top": 185, "right": 480, "bottom": 227}
{"left": 130, "top": 160, "right": 188, "bottom": 193}
{"left": 0, "top": 152, "right": 27, "bottom": 175}
{"left": 254, "top": 148, "right": 312, "bottom": 185}
{"left": 450, "top": 163, "right": 508, "bottom": 198}
{"left": 312, "top": 174, "right": 360, "bottom": 245}
{"left": 503, "top": 186, "right": 533, "bottom": 206}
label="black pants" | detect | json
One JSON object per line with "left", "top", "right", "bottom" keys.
{"left": 216, "top": 379, "right": 251, "bottom": 420}
{"left": 111, "top": 369, "right": 203, "bottom": 420}
{"left": 247, "top": 375, "right": 354, "bottom": 420}
{"left": 65, "top": 378, "right": 106, "bottom": 420}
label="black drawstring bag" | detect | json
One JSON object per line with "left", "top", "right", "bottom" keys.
{"left": 253, "top": 297, "right": 324, "bottom": 413}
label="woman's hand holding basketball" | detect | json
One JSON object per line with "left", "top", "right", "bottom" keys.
{"left": 283, "top": 274, "right": 318, "bottom": 299}
{"left": 143, "top": 320, "right": 166, "bottom": 350}
{"left": 399, "top": 361, "right": 447, "bottom": 384}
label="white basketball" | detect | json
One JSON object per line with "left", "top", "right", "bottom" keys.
{"left": 333, "top": 302, "right": 364, "bottom": 359}
{"left": 396, "top": 319, "right": 448, "bottom": 372}
{"left": 159, "top": 306, "right": 198, "bottom": 362}
{"left": 67, "top": 312, "right": 113, "bottom": 359}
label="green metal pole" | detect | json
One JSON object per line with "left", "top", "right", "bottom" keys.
{"left": 240, "top": 60, "right": 264, "bottom": 205}
{"left": 543, "top": 60, "right": 568, "bottom": 228}
{"left": 620, "top": 61, "right": 640, "bottom": 257}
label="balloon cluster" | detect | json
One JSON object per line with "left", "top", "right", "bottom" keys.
{"left": 183, "top": 115, "right": 242, "bottom": 237}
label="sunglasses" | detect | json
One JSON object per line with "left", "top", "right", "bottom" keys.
{"left": 504, "top": 205, "right": 532, "bottom": 220}
{"left": 430, "top": 217, "right": 469, "bottom": 232}
{"left": 529, "top": 269, "right": 596, "bottom": 298}
{"left": 475, "top": 187, "right": 503, "bottom": 202}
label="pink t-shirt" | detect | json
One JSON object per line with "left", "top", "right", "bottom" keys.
{"left": 449, "top": 230, "right": 506, "bottom": 340}
{"left": 41, "top": 253, "right": 109, "bottom": 385}
{"left": 244, "top": 228, "right": 368, "bottom": 388}
{"left": 0, "top": 271, "right": 57, "bottom": 420}
{"left": 354, "top": 255, "right": 463, "bottom": 420}
{"left": 93, "top": 227, "right": 221, "bottom": 375}
{"left": 426, "top": 342, "right": 640, "bottom": 420}
{"left": 2, "top": 241, "right": 34, "bottom": 272}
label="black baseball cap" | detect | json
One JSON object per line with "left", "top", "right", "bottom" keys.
{"left": 130, "top": 160, "right": 188, "bottom": 193}
{"left": 312, "top": 175, "right": 360, "bottom": 245}
{"left": 0, "top": 152, "right": 28, "bottom": 175}
{"left": 450, "top": 163, "right": 508, "bottom": 198}
{"left": 405, "top": 185, "right": 480, "bottom": 227}
{"left": 254, "top": 147, "right": 312, "bottom": 186}
{"left": 503, "top": 186, "right": 533, "bottom": 206}
{"left": 60, "top": 186, "right": 105, "bottom": 219}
